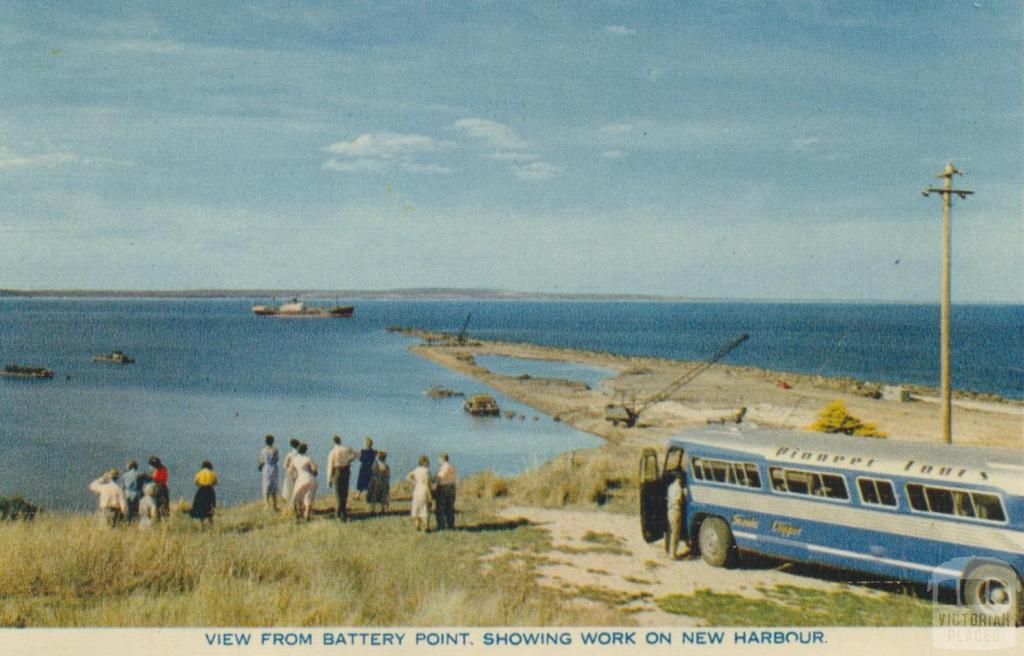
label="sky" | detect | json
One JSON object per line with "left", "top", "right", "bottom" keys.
{"left": 1, "top": 1, "right": 1021, "bottom": 301}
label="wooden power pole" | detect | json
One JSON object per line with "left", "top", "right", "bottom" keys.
{"left": 922, "top": 162, "right": 973, "bottom": 445}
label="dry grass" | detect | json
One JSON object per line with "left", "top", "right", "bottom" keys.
{"left": 0, "top": 500, "right": 624, "bottom": 627}
{"left": 461, "top": 445, "right": 639, "bottom": 513}
{"left": 657, "top": 585, "right": 934, "bottom": 626}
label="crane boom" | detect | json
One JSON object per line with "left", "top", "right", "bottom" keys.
{"left": 635, "top": 333, "right": 749, "bottom": 415}
{"left": 457, "top": 313, "right": 472, "bottom": 344}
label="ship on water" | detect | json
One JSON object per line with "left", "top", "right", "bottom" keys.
{"left": 251, "top": 299, "right": 355, "bottom": 318}
{"left": 2, "top": 364, "right": 55, "bottom": 379}
{"left": 91, "top": 350, "right": 135, "bottom": 364}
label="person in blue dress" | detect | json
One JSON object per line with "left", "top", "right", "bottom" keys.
{"left": 259, "top": 434, "right": 280, "bottom": 511}
{"left": 120, "top": 459, "right": 148, "bottom": 522}
{"left": 355, "top": 436, "right": 377, "bottom": 499}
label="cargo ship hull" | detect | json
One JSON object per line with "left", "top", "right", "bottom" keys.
{"left": 251, "top": 302, "right": 354, "bottom": 318}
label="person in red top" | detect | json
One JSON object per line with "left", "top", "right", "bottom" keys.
{"left": 148, "top": 456, "right": 170, "bottom": 519}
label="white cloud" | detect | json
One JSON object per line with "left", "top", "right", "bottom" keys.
{"left": 489, "top": 151, "right": 538, "bottom": 162}
{"left": 455, "top": 118, "right": 558, "bottom": 178}
{"left": 453, "top": 118, "right": 530, "bottom": 150}
{"left": 605, "top": 25, "right": 636, "bottom": 35}
{"left": 790, "top": 136, "right": 820, "bottom": 152}
{"left": 601, "top": 150, "right": 625, "bottom": 159}
{"left": 599, "top": 123, "right": 636, "bottom": 135}
{"left": 322, "top": 132, "right": 454, "bottom": 174}
{"left": 0, "top": 146, "right": 79, "bottom": 169}
{"left": 322, "top": 158, "right": 386, "bottom": 173}
{"left": 400, "top": 162, "right": 452, "bottom": 174}
{"left": 324, "top": 132, "right": 453, "bottom": 159}
{"left": 82, "top": 156, "right": 135, "bottom": 168}
{"left": 514, "top": 161, "right": 562, "bottom": 181}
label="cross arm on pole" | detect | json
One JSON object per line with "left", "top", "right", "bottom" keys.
{"left": 923, "top": 187, "right": 974, "bottom": 197}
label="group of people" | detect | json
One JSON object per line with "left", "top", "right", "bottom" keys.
{"left": 407, "top": 452, "right": 457, "bottom": 532}
{"left": 89, "top": 456, "right": 216, "bottom": 527}
{"left": 89, "top": 435, "right": 460, "bottom": 532}
{"left": 258, "top": 434, "right": 389, "bottom": 521}
{"left": 258, "top": 434, "right": 458, "bottom": 531}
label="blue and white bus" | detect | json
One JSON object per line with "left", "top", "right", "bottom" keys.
{"left": 639, "top": 426, "right": 1024, "bottom": 624}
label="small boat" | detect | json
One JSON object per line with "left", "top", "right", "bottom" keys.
{"left": 91, "top": 350, "right": 135, "bottom": 365}
{"left": 425, "top": 386, "right": 464, "bottom": 399}
{"left": 464, "top": 394, "right": 501, "bottom": 416}
{"left": 251, "top": 299, "right": 355, "bottom": 318}
{"left": 2, "top": 364, "right": 55, "bottom": 379}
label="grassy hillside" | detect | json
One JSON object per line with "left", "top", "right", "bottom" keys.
{"left": 0, "top": 498, "right": 622, "bottom": 627}
{"left": 0, "top": 444, "right": 945, "bottom": 627}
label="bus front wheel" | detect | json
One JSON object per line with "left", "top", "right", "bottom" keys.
{"left": 698, "top": 517, "right": 736, "bottom": 568}
{"left": 963, "top": 563, "right": 1023, "bottom": 626}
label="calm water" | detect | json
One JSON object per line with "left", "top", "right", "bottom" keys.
{"left": 1, "top": 298, "right": 1021, "bottom": 509}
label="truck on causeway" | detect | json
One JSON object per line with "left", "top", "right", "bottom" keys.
{"left": 640, "top": 426, "right": 1024, "bottom": 625}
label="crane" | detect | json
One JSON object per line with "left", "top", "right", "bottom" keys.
{"left": 456, "top": 313, "right": 472, "bottom": 344}
{"left": 605, "top": 333, "right": 749, "bottom": 428}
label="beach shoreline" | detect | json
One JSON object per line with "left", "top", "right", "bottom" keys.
{"left": 399, "top": 328, "right": 1023, "bottom": 451}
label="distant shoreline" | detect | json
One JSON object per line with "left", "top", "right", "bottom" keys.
{"left": 0, "top": 288, "right": 695, "bottom": 302}
{"left": 2, "top": 288, "right": 1020, "bottom": 305}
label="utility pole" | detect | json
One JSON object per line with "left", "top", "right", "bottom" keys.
{"left": 922, "top": 162, "right": 973, "bottom": 445}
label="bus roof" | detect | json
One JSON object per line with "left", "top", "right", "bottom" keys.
{"left": 669, "top": 426, "right": 1024, "bottom": 495}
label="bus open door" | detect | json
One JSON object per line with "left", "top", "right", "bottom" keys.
{"left": 639, "top": 445, "right": 687, "bottom": 543}
{"left": 639, "top": 448, "right": 665, "bottom": 542}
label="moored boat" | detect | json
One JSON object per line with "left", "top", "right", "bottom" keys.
{"left": 464, "top": 394, "right": 501, "bottom": 416}
{"left": 2, "top": 364, "right": 55, "bottom": 379}
{"left": 91, "top": 350, "right": 135, "bottom": 364}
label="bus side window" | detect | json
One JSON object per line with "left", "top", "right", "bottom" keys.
{"left": 744, "top": 464, "right": 762, "bottom": 488}
{"left": 906, "top": 483, "right": 928, "bottom": 511}
{"left": 925, "top": 487, "right": 955, "bottom": 515}
{"left": 785, "top": 471, "right": 811, "bottom": 495}
{"left": 820, "top": 474, "right": 848, "bottom": 500}
{"left": 876, "top": 481, "right": 897, "bottom": 507}
{"left": 691, "top": 457, "right": 704, "bottom": 481}
{"left": 952, "top": 490, "right": 975, "bottom": 518}
{"left": 664, "top": 448, "right": 684, "bottom": 475}
{"left": 710, "top": 461, "right": 729, "bottom": 483}
{"left": 971, "top": 493, "right": 1006, "bottom": 522}
{"left": 858, "top": 479, "right": 880, "bottom": 504}
{"left": 733, "top": 464, "right": 748, "bottom": 486}
{"left": 770, "top": 467, "right": 787, "bottom": 492}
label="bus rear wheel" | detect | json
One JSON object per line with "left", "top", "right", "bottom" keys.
{"left": 698, "top": 517, "right": 736, "bottom": 568}
{"left": 963, "top": 563, "right": 1023, "bottom": 626}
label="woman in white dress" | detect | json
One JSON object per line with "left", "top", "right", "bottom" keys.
{"left": 407, "top": 455, "right": 432, "bottom": 532}
{"left": 138, "top": 483, "right": 158, "bottom": 529}
{"left": 281, "top": 438, "right": 300, "bottom": 508}
{"left": 288, "top": 442, "right": 318, "bottom": 521}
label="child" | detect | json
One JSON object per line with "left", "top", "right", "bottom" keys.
{"left": 138, "top": 483, "right": 158, "bottom": 529}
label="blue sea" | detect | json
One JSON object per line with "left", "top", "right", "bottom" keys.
{"left": 1, "top": 298, "right": 1021, "bottom": 510}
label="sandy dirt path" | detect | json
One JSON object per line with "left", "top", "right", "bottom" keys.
{"left": 497, "top": 506, "right": 896, "bottom": 626}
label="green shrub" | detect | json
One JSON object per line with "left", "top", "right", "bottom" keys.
{"left": 0, "top": 495, "right": 39, "bottom": 520}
